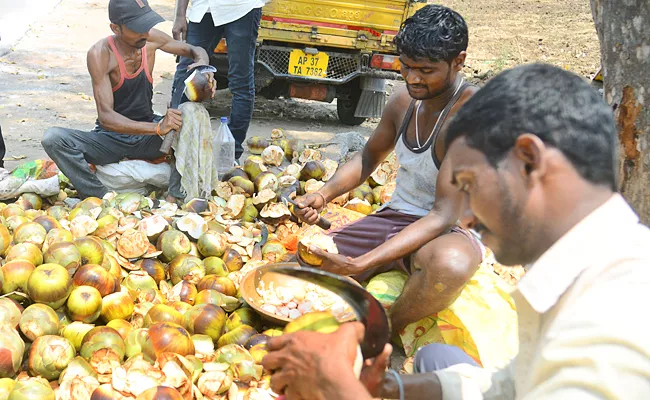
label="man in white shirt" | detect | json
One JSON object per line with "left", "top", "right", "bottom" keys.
{"left": 261, "top": 63, "right": 650, "bottom": 399}
{"left": 171, "top": 0, "right": 265, "bottom": 162}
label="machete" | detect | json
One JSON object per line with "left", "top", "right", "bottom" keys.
{"left": 267, "top": 265, "right": 390, "bottom": 359}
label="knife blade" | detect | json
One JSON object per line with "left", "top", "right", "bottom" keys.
{"left": 267, "top": 265, "right": 390, "bottom": 359}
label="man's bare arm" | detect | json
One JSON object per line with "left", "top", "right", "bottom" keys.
{"left": 356, "top": 158, "right": 466, "bottom": 270}
{"left": 87, "top": 44, "right": 158, "bottom": 135}
{"left": 294, "top": 91, "right": 409, "bottom": 224}
{"left": 319, "top": 91, "right": 406, "bottom": 202}
{"left": 172, "top": 0, "right": 191, "bottom": 40}
{"left": 380, "top": 373, "right": 443, "bottom": 400}
{"left": 148, "top": 29, "right": 209, "bottom": 68}
{"left": 175, "top": 0, "right": 190, "bottom": 19}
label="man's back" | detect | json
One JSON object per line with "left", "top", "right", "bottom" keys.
{"left": 520, "top": 194, "right": 650, "bottom": 397}
{"left": 437, "top": 194, "right": 650, "bottom": 399}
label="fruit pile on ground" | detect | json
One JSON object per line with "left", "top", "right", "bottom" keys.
{"left": 0, "top": 132, "right": 399, "bottom": 399}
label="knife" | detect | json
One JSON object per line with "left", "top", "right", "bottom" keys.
{"left": 281, "top": 195, "right": 331, "bottom": 230}
{"left": 267, "top": 265, "right": 390, "bottom": 359}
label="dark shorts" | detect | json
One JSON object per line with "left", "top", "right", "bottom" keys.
{"left": 330, "top": 208, "right": 483, "bottom": 282}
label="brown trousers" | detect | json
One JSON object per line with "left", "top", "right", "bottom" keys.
{"left": 330, "top": 208, "right": 482, "bottom": 283}
{"left": 330, "top": 208, "right": 420, "bottom": 282}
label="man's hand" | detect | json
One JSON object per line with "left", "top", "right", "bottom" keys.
{"left": 205, "top": 72, "right": 217, "bottom": 98}
{"left": 160, "top": 109, "right": 183, "bottom": 135}
{"left": 360, "top": 344, "right": 393, "bottom": 398}
{"left": 262, "top": 322, "right": 371, "bottom": 400}
{"left": 294, "top": 193, "right": 327, "bottom": 224}
{"left": 172, "top": 17, "right": 188, "bottom": 41}
{"left": 302, "top": 246, "right": 365, "bottom": 276}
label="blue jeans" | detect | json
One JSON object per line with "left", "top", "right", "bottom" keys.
{"left": 413, "top": 344, "right": 480, "bottom": 373}
{"left": 172, "top": 9, "right": 262, "bottom": 160}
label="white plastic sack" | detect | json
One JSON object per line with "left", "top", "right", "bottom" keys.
{"left": 95, "top": 160, "right": 171, "bottom": 195}
{"left": 0, "top": 168, "right": 61, "bottom": 200}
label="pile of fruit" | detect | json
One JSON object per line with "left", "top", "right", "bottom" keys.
{"left": 243, "top": 129, "right": 398, "bottom": 217}
{"left": 0, "top": 131, "right": 399, "bottom": 399}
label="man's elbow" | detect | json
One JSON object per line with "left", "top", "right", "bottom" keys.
{"left": 423, "top": 209, "right": 457, "bottom": 232}
{"left": 97, "top": 113, "right": 114, "bottom": 130}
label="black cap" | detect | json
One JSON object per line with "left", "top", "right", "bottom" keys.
{"left": 109, "top": 0, "right": 164, "bottom": 34}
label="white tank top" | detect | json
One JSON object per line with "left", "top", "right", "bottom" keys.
{"left": 386, "top": 82, "right": 472, "bottom": 217}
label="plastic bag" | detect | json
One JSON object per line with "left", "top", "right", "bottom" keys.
{"left": 95, "top": 160, "right": 171, "bottom": 195}
{"left": 321, "top": 204, "right": 367, "bottom": 233}
{"left": 172, "top": 102, "right": 220, "bottom": 199}
{"left": 0, "top": 160, "right": 62, "bottom": 200}
{"left": 366, "top": 262, "right": 519, "bottom": 371}
{"left": 0, "top": 173, "right": 60, "bottom": 200}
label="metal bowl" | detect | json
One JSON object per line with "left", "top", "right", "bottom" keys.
{"left": 239, "top": 262, "right": 357, "bottom": 326}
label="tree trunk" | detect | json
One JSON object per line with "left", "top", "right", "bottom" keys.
{"left": 591, "top": 0, "right": 650, "bottom": 224}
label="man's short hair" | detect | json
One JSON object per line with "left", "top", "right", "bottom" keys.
{"left": 445, "top": 63, "right": 618, "bottom": 190}
{"left": 394, "top": 4, "right": 469, "bottom": 63}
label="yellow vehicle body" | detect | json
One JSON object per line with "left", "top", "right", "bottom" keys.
{"left": 212, "top": 0, "right": 427, "bottom": 125}
{"left": 259, "top": 0, "right": 425, "bottom": 52}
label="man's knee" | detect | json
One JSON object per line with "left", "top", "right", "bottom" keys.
{"left": 414, "top": 344, "right": 479, "bottom": 373}
{"left": 42, "top": 127, "right": 69, "bottom": 151}
{"left": 413, "top": 235, "right": 480, "bottom": 284}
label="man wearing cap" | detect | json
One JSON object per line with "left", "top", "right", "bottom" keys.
{"left": 171, "top": 0, "right": 266, "bottom": 162}
{"left": 42, "top": 0, "right": 213, "bottom": 200}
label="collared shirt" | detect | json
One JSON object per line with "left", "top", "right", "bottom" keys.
{"left": 435, "top": 194, "right": 650, "bottom": 399}
{"left": 188, "top": 0, "right": 266, "bottom": 27}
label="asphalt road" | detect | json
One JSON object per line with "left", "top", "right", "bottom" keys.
{"left": 0, "top": 0, "right": 61, "bottom": 56}
{"left": 0, "top": 0, "right": 377, "bottom": 171}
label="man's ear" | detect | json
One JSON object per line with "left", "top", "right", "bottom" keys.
{"left": 453, "top": 52, "right": 467, "bottom": 71}
{"left": 109, "top": 23, "right": 120, "bottom": 35}
{"left": 513, "top": 134, "right": 547, "bottom": 184}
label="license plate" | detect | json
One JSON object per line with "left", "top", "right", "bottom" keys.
{"left": 288, "top": 50, "right": 329, "bottom": 78}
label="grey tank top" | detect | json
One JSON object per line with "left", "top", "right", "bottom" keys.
{"left": 386, "top": 82, "right": 472, "bottom": 217}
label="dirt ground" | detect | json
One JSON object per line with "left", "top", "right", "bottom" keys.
{"left": 0, "top": 0, "right": 600, "bottom": 170}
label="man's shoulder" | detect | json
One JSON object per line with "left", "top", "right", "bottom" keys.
{"left": 384, "top": 85, "right": 415, "bottom": 119}
{"left": 578, "top": 220, "right": 650, "bottom": 288}
{"left": 457, "top": 82, "right": 480, "bottom": 106}
{"left": 608, "top": 221, "right": 650, "bottom": 262}
{"left": 86, "top": 38, "right": 112, "bottom": 74}
{"left": 89, "top": 36, "right": 110, "bottom": 52}
{"left": 87, "top": 38, "right": 111, "bottom": 60}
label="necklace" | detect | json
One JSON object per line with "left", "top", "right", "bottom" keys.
{"left": 414, "top": 78, "right": 464, "bottom": 150}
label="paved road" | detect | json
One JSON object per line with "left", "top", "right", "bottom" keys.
{"left": 0, "top": 0, "right": 61, "bottom": 56}
{"left": 0, "top": 0, "right": 376, "bottom": 171}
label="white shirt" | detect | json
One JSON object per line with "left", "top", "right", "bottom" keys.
{"left": 435, "top": 194, "right": 650, "bottom": 399}
{"left": 188, "top": 0, "right": 266, "bottom": 27}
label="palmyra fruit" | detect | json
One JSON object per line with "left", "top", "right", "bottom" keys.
{"left": 197, "top": 230, "right": 228, "bottom": 258}
{"left": 243, "top": 156, "right": 267, "bottom": 181}
{"left": 261, "top": 145, "right": 284, "bottom": 167}
{"left": 259, "top": 203, "right": 291, "bottom": 225}
{"left": 299, "top": 160, "right": 326, "bottom": 181}
{"left": 245, "top": 137, "right": 270, "bottom": 155}
{"left": 297, "top": 233, "right": 339, "bottom": 267}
